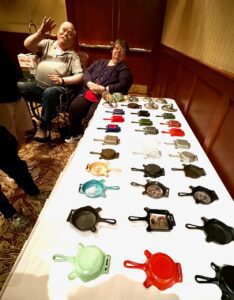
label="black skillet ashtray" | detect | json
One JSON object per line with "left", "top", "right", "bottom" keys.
{"left": 195, "top": 262, "right": 234, "bottom": 300}
{"left": 185, "top": 217, "right": 234, "bottom": 245}
{"left": 131, "top": 180, "right": 169, "bottom": 199}
{"left": 67, "top": 206, "right": 116, "bottom": 232}
{"left": 178, "top": 185, "right": 219, "bottom": 204}
{"left": 128, "top": 207, "right": 175, "bottom": 232}
{"left": 131, "top": 163, "right": 165, "bottom": 178}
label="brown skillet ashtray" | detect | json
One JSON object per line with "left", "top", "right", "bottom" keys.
{"left": 171, "top": 164, "right": 206, "bottom": 179}
{"left": 93, "top": 135, "right": 120, "bottom": 145}
{"left": 131, "top": 163, "right": 165, "bottom": 178}
{"left": 121, "top": 102, "right": 142, "bottom": 109}
{"left": 90, "top": 148, "right": 119, "bottom": 160}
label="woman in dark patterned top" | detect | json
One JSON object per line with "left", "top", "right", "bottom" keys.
{"left": 65, "top": 39, "right": 133, "bottom": 143}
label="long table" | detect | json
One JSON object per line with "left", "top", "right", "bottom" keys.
{"left": 1, "top": 97, "right": 233, "bottom": 300}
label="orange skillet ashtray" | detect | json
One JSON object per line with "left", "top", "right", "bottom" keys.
{"left": 124, "top": 250, "right": 183, "bottom": 290}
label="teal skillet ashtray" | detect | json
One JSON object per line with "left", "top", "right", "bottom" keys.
{"left": 79, "top": 179, "right": 120, "bottom": 198}
{"left": 52, "top": 243, "right": 111, "bottom": 281}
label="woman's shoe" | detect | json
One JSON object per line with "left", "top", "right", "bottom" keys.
{"left": 34, "top": 127, "right": 51, "bottom": 143}
{"left": 65, "top": 134, "right": 82, "bottom": 144}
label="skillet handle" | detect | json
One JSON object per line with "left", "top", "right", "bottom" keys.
{"left": 105, "top": 185, "right": 120, "bottom": 191}
{"left": 171, "top": 168, "right": 184, "bottom": 171}
{"left": 52, "top": 254, "right": 74, "bottom": 263}
{"left": 195, "top": 275, "right": 217, "bottom": 284}
{"left": 99, "top": 218, "right": 117, "bottom": 225}
{"left": 123, "top": 260, "right": 146, "bottom": 271}
{"left": 131, "top": 167, "right": 144, "bottom": 172}
{"left": 128, "top": 216, "right": 147, "bottom": 221}
{"left": 78, "top": 184, "right": 84, "bottom": 194}
{"left": 178, "top": 192, "right": 193, "bottom": 196}
{"left": 185, "top": 223, "right": 203, "bottom": 230}
{"left": 131, "top": 182, "right": 145, "bottom": 188}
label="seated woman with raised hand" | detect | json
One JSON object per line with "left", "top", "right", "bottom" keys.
{"left": 65, "top": 39, "right": 133, "bottom": 143}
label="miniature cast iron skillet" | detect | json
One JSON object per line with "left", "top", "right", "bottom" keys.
{"left": 90, "top": 148, "right": 119, "bottom": 160}
{"left": 178, "top": 185, "right": 219, "bottom": 204}
{"left": 135, "top": 126, "right": 159, "bottom": 135}
{"left": 132, "top": 118, "right": 153, "bottom": 126}
{"left": 86, "top": 161, "right": 121, "bottom": 177}
{"left": 161, "top": 128, "right": 185, "bottom": 137}
{"left": 186, "top": 217, "right": 234, "bottom": 245}
{"left": 131, "top": 163, "right": 165, "bottom": 178}
{"left": 53, "top": 243, "right": 111, "bottom": 282}
{"left": 124, "top": 250, "right": 183, "bottom": 290}
{"left": 131, "top": 110, "right": 150, "bottom": 117}
{"left": 160, "top": 120, "right": 181, "bottom": 127}
{"left": 165, "top": 139, "right": 191, "bottom": 149}
{"left": 103, "top": 115, "right": 125, "bottom": 122}
{"left": 169, "top": 151, "right": 198, "bottom": 163}
{"left": 128, "top": 207, "right": 175, "bottom": 232}
{"left": 161, "top": 104, "right": 177, "bottom": 112}
{"left": 144, "top": 101, "right": 159, "bottom": 110}
{"left": 105, "top": 108, "right": 125, "bottom": 115}
{"left": 121, "top": 102, "right": 142, "bottom": 109}
{"left": 156, "top": 113, "right": 176, "bottom": 119}
{"left": 93, "top": 135, "right": 120, "bottom": 145}
{"left": 171, "top": 164, "right": 206, "bottom": 179}
{"left": 131, "top": 179, "right": 169, "bottom": 199}
{"left": 79, "top": 179, "right": 120, "bottom": 198}
{"left": 97, "top": 124, "right": 121, "bottom": 132}
{"left": 195, "top": 262, "right": 234, "bottom": 300}
{"left": 67, "top": 206, "right": 116, "bottom": 232}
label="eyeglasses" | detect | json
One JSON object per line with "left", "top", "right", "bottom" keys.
{"left": 113, "top": 46, "right": 126, "bottom": 54}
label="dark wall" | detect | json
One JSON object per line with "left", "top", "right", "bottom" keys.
{"left": 65, "top": 0, "right": 166, "bottom": 94}
{"left": 152, "top": 45, "right": 234, "bottom": 198}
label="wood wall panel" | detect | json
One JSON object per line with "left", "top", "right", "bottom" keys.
{"left": 174, "top": 66, "right": 197, "bottom": 112}
{"left": 152, "top": 45, "right": 234, "bottom": 198}
{"left": 186, "top": 79, "right": 222, "bottom": 143}
{"left": 208, "top": 98, "right": 234, "bottom": 197}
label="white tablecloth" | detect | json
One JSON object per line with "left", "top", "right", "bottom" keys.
{"left": 1, "top": 98, "right": 233, "bottom": 300}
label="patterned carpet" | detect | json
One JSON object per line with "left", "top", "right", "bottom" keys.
{"left": 0, "top": 128, "right": 76, "bottom": 291}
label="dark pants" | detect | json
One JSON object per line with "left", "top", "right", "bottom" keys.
{"left": 18, "top": 81, "right": 64, "bottom": 128}
{"left": 0, "top": 185, "right": 17, "bottom": 218}
{"left": 0, "top": 158, "right": 40, "bottom": 196}
{"left": 0, "top": 126, "right": 40, "bottom": 218}
{"left": 69, "top": 96, "right": 98, "bottom": 136}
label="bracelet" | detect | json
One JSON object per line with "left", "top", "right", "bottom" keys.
{"left": 61, "top": 78, "right": 65, "bottom": 86}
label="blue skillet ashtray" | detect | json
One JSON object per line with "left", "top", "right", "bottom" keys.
{"left": 52, "top": 243, "right": 111, "bottom": 281}
{"left": 79, "top": 179, "right": 120, "bottom": 198}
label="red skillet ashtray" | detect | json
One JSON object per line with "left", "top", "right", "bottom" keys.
{"left": 103, "top": 115, "right": 125, "bottom": 123}
{"left": 124, "top": 250, "right": 183, "bottom": 290}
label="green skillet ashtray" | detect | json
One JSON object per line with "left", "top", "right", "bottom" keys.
{"left": 52, "top": 243, "right": 111, "bottom": 281}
